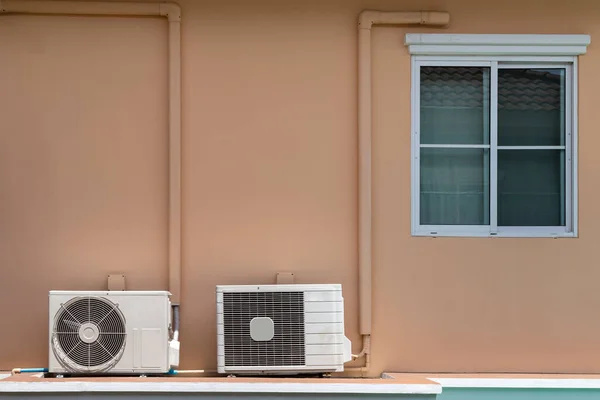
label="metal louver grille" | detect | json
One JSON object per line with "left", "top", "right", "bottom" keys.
{"left": 223, "top": 291, "right": 305, "bottom": 367}
{"left": 52, "top": 296, "right": 126, "bottom": 373}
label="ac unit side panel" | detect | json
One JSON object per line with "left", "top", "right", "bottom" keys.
{"left": 304, "top": 312, "right": 343, "bottom": 324}
{"left": 304, "top": 322, "right": 345, "bottom": 335}
{"left": 305, "top": 333, "right": 345, "bottom": 345}
{"left": 304, "top": 292, "right": 343, "bottom": 302}
{"left": 305, "top": 344, "right": 344, "bottom": 355}
{"left": 113, "top": 294, "right": 170, "bottom": 373}
{"left": 305, "top": 354, "right": 346, "bottom": 367}
{"left": 304, "top": 301, "right": 343, "bottom": 313}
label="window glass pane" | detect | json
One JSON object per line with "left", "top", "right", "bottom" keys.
{"left": 498, "top": 68, "right": 565, "bottom": 146}
{"left": 420, "top": 67, "right": 490, "bottom": 145}
{"left": 420, "top": 148, "right": 490, "bottom": 225}
{"left": 498, "top": 150, "right": 565, "bottom": 226}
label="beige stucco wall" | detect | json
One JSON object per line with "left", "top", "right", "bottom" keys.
{"left": 1, "top": 0, "right": 599, "bottom": 374}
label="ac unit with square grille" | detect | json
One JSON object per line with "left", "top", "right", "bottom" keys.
{"left": 216, "top": 284, "right": 352, "bottom": 375}
{"left": 48, "top": 291, "right": 179, "bottom": 375}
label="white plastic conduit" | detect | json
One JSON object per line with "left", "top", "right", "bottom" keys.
{"left": 349, "top": 10, "right": 449, "bottom": 375}
{"left": 0, "top": 1, "right": 183, "bottom": 306}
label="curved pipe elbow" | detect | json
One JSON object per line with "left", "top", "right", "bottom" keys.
{"left": 160, "top": 2, "right": 181, "bottom": 22}
{"left": 358, "top": 10, "right": 380, "bottom": 29}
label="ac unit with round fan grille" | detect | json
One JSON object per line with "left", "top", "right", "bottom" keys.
{"left": 48, "top": 291, "right": 178, "bottom": 375}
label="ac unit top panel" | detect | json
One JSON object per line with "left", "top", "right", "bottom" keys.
{"left": 216, "top": 284, "right": 342, "bottom": 293}
{"left": 49, "top": 290, "right": 171, "bottom": 297}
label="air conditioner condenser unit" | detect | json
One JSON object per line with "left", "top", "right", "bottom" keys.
{"left": 217, "top": 284, "right": 352, "bottom": 375}
{"left": 48, "top": 290, "right": 179, "bottom": 375}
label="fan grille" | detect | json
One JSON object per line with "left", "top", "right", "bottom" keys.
{"left": 223, "top": 291, "right": 305, "bottom": 367}
{"left": 52, "top": 296, "right": 126, "bottom": 373}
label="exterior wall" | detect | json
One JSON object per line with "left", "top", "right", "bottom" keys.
{"left": 0, "top": 0, "right": 599, "bottom": 375}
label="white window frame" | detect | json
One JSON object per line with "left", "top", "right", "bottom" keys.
{"left": 406, "top": 34, "right": 591, "bottom": 238}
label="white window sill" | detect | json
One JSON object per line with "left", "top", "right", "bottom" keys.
{"left": 413, "top": 228, "right": 576, "bottom": 238}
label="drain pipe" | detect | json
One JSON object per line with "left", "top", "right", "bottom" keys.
{"left": 0, "top": 0, "right": 182, "bottom": 305}
{"left": 172, "top": 304, "right": 180, "bottom": 341}
{"left": 346, "top": 10, "right": 449, "bottom": 375}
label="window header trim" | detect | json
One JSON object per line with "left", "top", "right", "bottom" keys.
{"left": 405, "top": 34, "right": 591, "bottom": 56}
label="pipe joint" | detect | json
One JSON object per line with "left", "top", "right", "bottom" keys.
{"left": 160, "top": 2, "right": 181, "bottom": 22}
{"left": 358, "top": 10, "right": 379, "bottom": 30}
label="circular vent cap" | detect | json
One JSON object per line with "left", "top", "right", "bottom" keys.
{"left": 52, "top": 296, "right": 126, "bottom": 373}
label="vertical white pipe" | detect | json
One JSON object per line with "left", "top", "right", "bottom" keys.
{"left": 168, "top": 19, "right": 182, "bottom": 305}
{"left": 348, "top": 11, "right": 449, "bottom": 374}
{"left": 358, "top": 26, "right": 372, "bottom": 337}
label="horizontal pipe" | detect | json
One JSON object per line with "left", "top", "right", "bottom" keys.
{"left": 359, "top": 10, "right": 450, "bottom": 29}
{"left": 1, "top": 1, "right": 158, "bottom": 17}
{"left": 0, "top": 1, "right": 181, "bottom": 21}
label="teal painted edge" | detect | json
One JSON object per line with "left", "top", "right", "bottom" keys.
{"left": 438, "top": 387, "right": 600, "bottom": 400}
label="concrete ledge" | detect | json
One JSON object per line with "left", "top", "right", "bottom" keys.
{"left": 0, "top": 373, "right": 441, "bottom": 395}
{"left": 431, "top": 377, "right": 600, "bottom": 389}
{"left": 390, "top": 373, "right": 600, "bottom": 390}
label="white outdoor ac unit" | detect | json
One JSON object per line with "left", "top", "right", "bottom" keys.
{"left": 216, "top": 284, "right": 352, "bottom": 375}
{"left": 48, "top": 291, "right": 179, "bottom": 375}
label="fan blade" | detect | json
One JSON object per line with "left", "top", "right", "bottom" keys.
{"left": 64, "top": 320, "right": 81, "bottom": 330}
